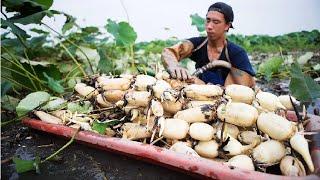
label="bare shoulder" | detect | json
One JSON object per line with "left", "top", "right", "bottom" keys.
{"left": 178, "top": 40, "right": 194, "bottom": 51}
{"left": 162, "top": 40, "right": 195, "bottom": 64}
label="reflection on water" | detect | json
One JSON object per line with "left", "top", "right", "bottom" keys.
{"left": 256, "top": 79, "right": 319, "bottom": 116}
{"left": 306, "top": 98, "right": 320, "bottom": 116}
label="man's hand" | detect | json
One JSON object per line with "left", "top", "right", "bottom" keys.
{"left": 161, "top": 41, "right": 194, "bottom": 81}
{"left": 167, "top": 65, "right": 191, "bottom": 81}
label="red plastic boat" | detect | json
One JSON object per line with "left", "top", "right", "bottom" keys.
{"left": 22, "top": 111, "right": 320, "bottom": 179}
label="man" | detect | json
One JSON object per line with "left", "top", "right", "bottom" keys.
{"left": 161, "top": 2, "right": 256, "bottom": 87}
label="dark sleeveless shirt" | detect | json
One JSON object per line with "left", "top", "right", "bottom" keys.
{"left": 187, "top": 36, "right": 255, "bottom": 85}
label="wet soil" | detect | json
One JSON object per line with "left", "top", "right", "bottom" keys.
{"left": 1, "top": 123, "right": 197, "bottom": 180}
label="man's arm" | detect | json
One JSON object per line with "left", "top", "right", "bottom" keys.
{"left": 161, "top": 41, "right": 194, "bottom": 80}
{"left": 224, "top": 67, "right": 255, "bottom": 87}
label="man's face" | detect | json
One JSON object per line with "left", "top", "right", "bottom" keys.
{"left": 205, "top": 11, "right": 230, "bottom": 40}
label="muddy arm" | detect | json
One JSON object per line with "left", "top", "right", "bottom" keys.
{"left": 224, "top": 67, "right": 256, "bottom": 87}
{"left": 161, "top": 40, "right": 194, "bottom": 68}
{"left": 161, "top": 41, "right": 195, "bottom": 80}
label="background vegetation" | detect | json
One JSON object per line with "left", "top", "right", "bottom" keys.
{"left": 1, "top": 0, "right": 320, "bottom": 175}
{"left": 1, "top": 1, "right": 320, "bottom": 116}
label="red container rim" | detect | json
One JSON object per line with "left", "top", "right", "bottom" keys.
{"left": 22, "top": 111, "right": 320, "bottom": 179}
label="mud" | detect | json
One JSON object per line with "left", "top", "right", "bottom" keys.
{"left": 1, "top": 123, "right": 197, "bottom": 180}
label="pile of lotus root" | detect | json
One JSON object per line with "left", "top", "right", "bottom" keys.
{"left": 33, "top": 72, "right": 315, "bottom": 176}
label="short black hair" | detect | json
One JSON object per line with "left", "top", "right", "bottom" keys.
{"left": 208, "top": 2, "right": 234, "bottom": 28}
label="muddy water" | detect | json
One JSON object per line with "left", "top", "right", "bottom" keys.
{"left": 1, "top": 123, "right": 197, "bottom": 180}
{"left": 256, "top": 78, "right": 320, "bottom": 115}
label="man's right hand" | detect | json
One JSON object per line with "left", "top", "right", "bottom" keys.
{"left": 167, "top": 65, "right": 191, "bottom": 81}
{"left": 161, "top": 41, "right": 194, "bottom": 81}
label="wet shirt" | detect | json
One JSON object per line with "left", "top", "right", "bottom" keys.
{"left": 187, "top": 36, "right": 256, "bottom": 85}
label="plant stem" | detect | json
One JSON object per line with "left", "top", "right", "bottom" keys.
{"left": 23, "top": 49, "right": 43, "bottom": 90}
{"left": 41, "top": 128, "right": 80, "bottom": 163}
{"left": 13, "top": 30, "right": 29, "bottom": 49}
{"left": 2, "top": 48, "right": 44, "bottom": 87}
{"left": 1, "top": 118, "right": 21, "bottom": 127}
{"left": 58, "top": 42, "right": 87, "bottom": 77}
{"left": 120, "top": 0, "right": 130, "bottom": 23}
{"left": 1, "top": 7, "right": 8, "bottom": 19}
{"left": 1, "top": 56, "right": 45, "bottom": 84}
{"left": 42, "top": 23, "right": 95, "bottom": 74}
{"left": 1, "top": 66, "right": 45, "bottom": 84}
{"left": 1, "top": 12, "right": 29, "bottom": 49}
{"left": 130, "top": 45, "right": 135, "bottom": 68}
{"left": 0, "top": 118, "right": 21, "bottom": 127}
{"left": 1, "top": 57, "right": 43, "bottom": 90}
{"left": 5, "top": 58, "right": 38, "bottom": 90}
{"left": 0, "top": 114, "right": 28, "bottom": 127}
{"left": 11, "top": 86, "right": 21, "bottom": 96}
{"left": 63, "top": 65, "right": 81, "bottom": 82}
{"left": 1, "top": 76, "right": 33, "bottom": 91}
